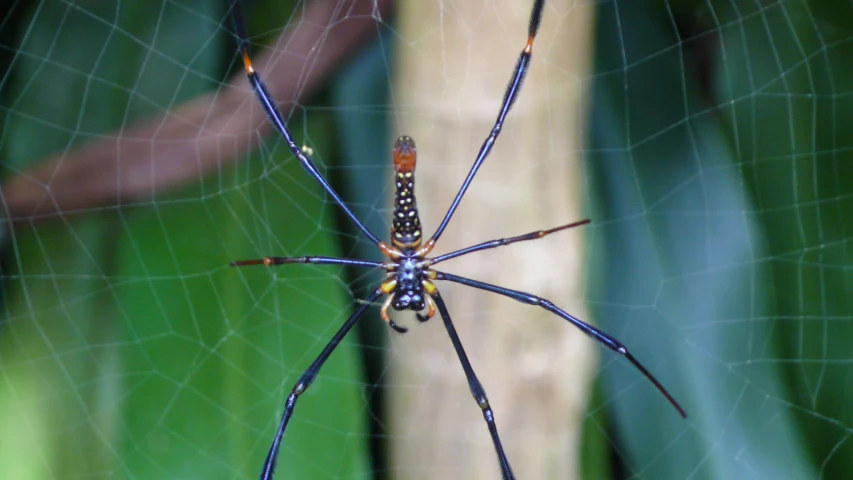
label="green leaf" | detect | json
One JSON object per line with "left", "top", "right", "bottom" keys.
{"left": 0, "top": 1, "right": 369, "bottom": 478}
{"left": 589, "top": 1, "right": 815, "bottom": 478}
{"left": 714, "top": 1, "right": 853, "bottom": 476}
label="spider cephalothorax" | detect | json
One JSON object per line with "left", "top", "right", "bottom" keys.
{"left": 390, "top": 256, "right": 426, "bottom": 311}
{"left": 378, "top": 249, "right": 438, "bottom": 333}
{"left": 229, "top": 0, "right": 685, "bottom": 478}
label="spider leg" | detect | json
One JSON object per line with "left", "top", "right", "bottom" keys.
{"left": 429, "top": 0, "right": 546, "bottom": 243}
{"left": 430, "top": 291, "right": 515, "bottom": 480}
{"left": 379, "top": 293, "right": 409, "bottom": 333}
{"left": 229, "top": 0, "right": 382, "bottom": 245}
{"left": 433, "top": 271, "right": 687, "bottom": 418}
{"left": 426, "top": 219, "right": 590, "bottom": 266}
{"left": 258, "top": 288, "right": 382, "bottom": 480}
{"left": 230, "top": 256, "right": 383, "bottom": 268}
{"left": 415, "top": 291, "right": 437, "bottom": 322}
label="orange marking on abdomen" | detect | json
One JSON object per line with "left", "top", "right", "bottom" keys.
{"left": 390, "top": 135, "right": 423, "bottom": 246}
{"left": 393, "top": 135, "right": 417, "bottom": 173}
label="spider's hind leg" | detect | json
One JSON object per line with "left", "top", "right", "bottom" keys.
{"left": 379, "top": 290, "right": 409, "bottom": 333}
{"left": 431, "top": 291, "right": 515, "bottom": 479}
{"left": 416, "top": 293, "right": 437, "bottom": 322}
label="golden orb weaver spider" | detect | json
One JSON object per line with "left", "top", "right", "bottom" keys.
{"left": 229, "top": 0, "right": 686, "bottom": 478}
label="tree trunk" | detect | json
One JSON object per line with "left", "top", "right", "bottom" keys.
{"left": 390, "top": 1, "right": 596, "bottom": 478}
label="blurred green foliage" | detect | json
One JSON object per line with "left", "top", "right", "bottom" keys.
{"left": 2, "top": 0, "right": 853, "bottom": 479}
{"left": 588, "top": 0, "right": 853, "bottom": 478}
{"left": 0, "top": 1, "right": 373, "bottom": 478}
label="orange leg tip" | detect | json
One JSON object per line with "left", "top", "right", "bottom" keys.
{"left": 231, "top": 259, "right": 264, "bottom": 267}
{"left": 241, "top": 52, "right": 254, "bottom": 73}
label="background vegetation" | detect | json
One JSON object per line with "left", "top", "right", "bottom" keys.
{"left": 1, "top": 0, "right": 852, "bottom": 478}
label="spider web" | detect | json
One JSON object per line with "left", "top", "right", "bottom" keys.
{"left": 0, "top": 0, "right": 851, "bottom": 479}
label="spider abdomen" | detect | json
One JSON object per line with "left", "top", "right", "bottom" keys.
{"left": 391, "top": 136, "right": 423, "bottom": 249}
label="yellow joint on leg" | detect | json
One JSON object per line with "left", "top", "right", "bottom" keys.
{"left": 380, "top": 279, "right": 397, "bottom": 295}
{"left": 414, "top": 239, "right": 436, "bottom": 258}
{"left": 424, "top": 270, "right": 438, "bottom": 280}
{"left": 422, "top": 279, "right": 437, "bottom": 295}
{"left": 378, "top": 241, "right": 403, "bottom": 260}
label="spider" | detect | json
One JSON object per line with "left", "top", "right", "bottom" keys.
{"left": 229, "top": 0, "right": 686, "bottom": 478}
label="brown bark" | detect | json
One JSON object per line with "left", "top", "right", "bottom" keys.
{"left": 390, "top": 1, "right": 596, "bottom": 478}
{"left": 1, "top": 0, "right": 392, "bottom": 222}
